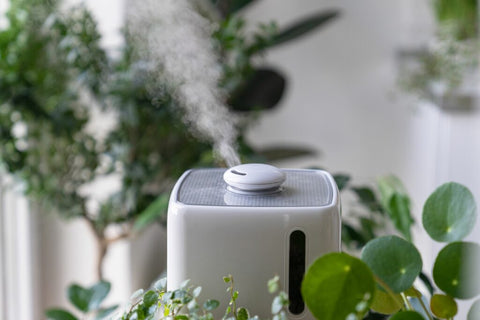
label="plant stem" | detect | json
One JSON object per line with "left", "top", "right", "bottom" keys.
{"left": 373, "top": 275, "right": 405, "bottom": 310}
{"left": 400, "top": 292, "right": 413, "bottom": 310}
{"left": 413, "top": 287, "right": 433, "bottom": 320}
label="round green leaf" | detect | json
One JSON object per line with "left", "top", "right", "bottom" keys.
{"left": 422, "top": 182, "right": 476, "bottom": 242}
{"left": 390, "top": 311, "right": 426, "bottom": 320}
{"left": 430, "top": 294, "right": 457, "bottom": 318}
{"left": 468, "top": 299, "right": 480, "bottom": 320}
{"left": 361, "top": 236, "right": 422, "bottom": 293}
{"left": 433, "top": 242, "right": 480, "bottom": 299}
{"left": 301, "top": 252, "right": 375, "bottom": 320}
{"left": 370, "top": 288, "right": 402, "bottom": 314}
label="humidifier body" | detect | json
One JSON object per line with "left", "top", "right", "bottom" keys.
{"left": 167, "top": 165, "right": 341, "bottom": 320}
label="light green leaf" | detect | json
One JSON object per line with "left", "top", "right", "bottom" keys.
{"left": 468, "top": 299, "right": 480, "bottom": 320}
{"left": 45, "top": 309, "right": 78, "bottom": 320}
{"left": 203, "top": 299, "right": 220, "bottom": 311}
{"left": 423, "top": 182, "right": 477, "bottom": 242}
{"left": 301, "top": 252, "right": 375, "bottom": 320}
{"left": 390, "top": 311, "right": 426, "bottom": 320}
{"left": 370, "top": 288, "right": 402, "bottom": 315}
{"left": 95, "top": 305, "right": 118, "bottom": 320}
{"left": 134, "top": 193, "right": 169, "bottom": 231}
{"left": 378, "top": 175, "right": 414, "bottom": 241}
{"left": 361, "top": 236, "right": 422, "bottom": 293}
{"left": 430, "top": 294, "right": 457, "bottom": 318}
{"left": 433, "top": 241, "right": 480, "bottom": 299}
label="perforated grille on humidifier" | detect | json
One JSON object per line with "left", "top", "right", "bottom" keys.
{"left": 177, "top": 169, "right": 333, "bottom": 207}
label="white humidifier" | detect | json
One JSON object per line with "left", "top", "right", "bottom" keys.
{"left": 167, "top": 163, "right": 341, "bottom": 319}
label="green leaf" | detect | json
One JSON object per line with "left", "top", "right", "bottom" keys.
{"left": 203, "top": 299, "right": 220, "bottom": 311}
{"left": 361, "top": 236, "right": 422, "bottom": 293}
{"left": 268, "top": 275, "right": 280, "bottom": 293}
{"left": 143, "top": 290, "right": 159, "bottom": 308}
{"left": 468, "top": 299, "right": 480, "bottom": 320}
{"left": 377, "top": 175, "right": 414, "bottom": 241}
{"left": 370, "top": 288, "right": 402, "bottom": 315}
{"left": 430, "top": 294, "right": 457, "bottom": 318}
{"left": 193, "top": 286, "right": 202, "bottom": 298}
{"left": 433, "top": 241, "right": 480, "bottom": 299}
{"left": 45, "top": 309, "right": 78, "bottom": 320}
{"left": 301, "top": 252, "right": 375, "bottom": 320}
{"left": 422, "top": 182, "right": 477, "bottom": 242}
{"left": 211, "top": 0, "right": 258, "bottom": 17}
{"left": 229, "top": 68, "right": 286, "bottom": 112}
{"left": 351, "top": 186, "right": 383, "bottom": 212}
{"left": 237, "top": 307, "right": 249, "bottom": 320}
{"left": 67, "top": 281, "right": 111, "bottom": 313}
{"left": 134, "top": 193, "right": 169, "bottom": 231}
{"left": 389, "top": 311, "right": 426, "bottom": 320}
{"left": 333, "top": 174, "right": 350, "bottom": 191}
{"left": 95, "top": 305, "right": 119, "bottom": 320}
{"left": 270, "top": 10, "right": 340, "bottom": 48}
{"left": 89, "top": 281, "right": 111, "bottom": 311}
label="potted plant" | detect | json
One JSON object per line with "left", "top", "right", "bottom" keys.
{"left": 398, "top": 0, "right": 479, "bottom": 110}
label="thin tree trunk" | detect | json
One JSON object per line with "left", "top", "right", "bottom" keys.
{"left": 97, "top": 237, "right": 108, "bottom": 280}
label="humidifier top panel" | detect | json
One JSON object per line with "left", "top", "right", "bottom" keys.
{"left": 176, "top": 168, "right": 334, "bottom": 207}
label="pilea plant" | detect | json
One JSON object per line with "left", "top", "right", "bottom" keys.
{"left": 302, "top": 181, "right": 480, "bottom": 320}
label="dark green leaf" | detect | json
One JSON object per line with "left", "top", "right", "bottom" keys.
{"left": 175, "top": 315, "right": 189, "bottom": 320}
{"left": 203, "top": 299, "right": 220, "bottom": 311}
{"left": 67, "top": 281, "right": 111, "bottom": 313}
{"left": 378, "top": 176, "right": 414, "bottom": 241}
{"left": 342, "top": 223, "right": 369, "bottom": 249}
{"left": 229, "top": 68, "right": 286, "bottom": 112}
{"left": 134, "top": 193, "right": 169, "bottom": 231}
{"left": 468, "top": 299, "right": 480, "bottom": 320}
{"left": 422, "top": 182, "right": 477, "bottom": 242}
{"left": 237, "top": 307, "right": 249, "bottom": 320}
{"left": 433, "top": 241, "right": 480, "bottom": 299}
{"left": 255, "top": 146, "right": 315, "bottom": 162}
{"left": 333, "top": 174, "right": 350, "bottom": 191}
{"left": 67, "top": 284, "right": 91, "bottom": 312}
{"left": 351, "top": 187, "right": 383, "bottom": 212}
{"left": 430, "top": 294, "right": 457, "bottom": 318}
{"left": 361, "top": 236, "right": 422, "bottom": 293}
{"left": 211, "top": 0, "right": 258, "bottom": 17}
{"left": 389, "top": 311, "right": 425, "bottom": 320}
{"left": 270, "top": 10, "right": 340, "bottom": 48}
{"left": 419, "top": 272, "right": 434, "bottom": 296}
{"left": 143, "top": 290, "right": 159, "bottom": 308}
{"left": 302, "top": 252, "right": 375, "bottom": 320}
{"left": 45, "top": 309, "right": 78, "bottom": 320}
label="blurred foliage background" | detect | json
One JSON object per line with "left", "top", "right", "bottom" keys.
{"left": 0, "top": 0, "right": 339, "bottom": 279}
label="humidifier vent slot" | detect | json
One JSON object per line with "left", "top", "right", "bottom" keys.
{"left": 288, "top": 230, "right": 306, "bottom": 315}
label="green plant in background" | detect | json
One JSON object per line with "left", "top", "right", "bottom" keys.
{"left": 398, "top": 0, "right": 479, "bottom": 100}
{"left": 0, "top": 0, "right": 339, "bottom": 280}
{"left": 302, "top": 181, "right": 480, "bottom": 320}
{"left": 45, "top": 281, "right": 118, "bottom": 320}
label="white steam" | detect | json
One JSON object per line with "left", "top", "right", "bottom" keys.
{"left": 127, "top": 0, "right": 241, "bottom": 167}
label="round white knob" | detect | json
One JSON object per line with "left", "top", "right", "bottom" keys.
{"left": 223, "top": 163, "right": 286, "bottom": 194}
